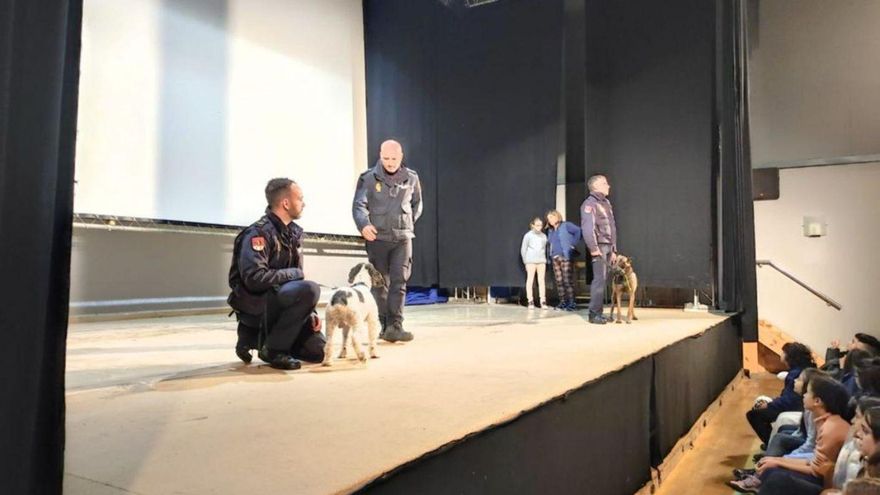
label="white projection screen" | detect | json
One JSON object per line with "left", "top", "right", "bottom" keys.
{"left": 75, "top": 0, "right": 368, "bottom": 235}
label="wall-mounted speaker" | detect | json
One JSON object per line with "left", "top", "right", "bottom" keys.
{"left": 752, "top": 168, "right": 779, "bottom": 201}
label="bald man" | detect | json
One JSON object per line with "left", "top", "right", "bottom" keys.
{"left": 352, "top": 140, "right": 423, "bottom": 342}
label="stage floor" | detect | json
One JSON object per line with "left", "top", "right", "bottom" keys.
{"left": 65, "top": 304, "right": 731, "bottom": 495}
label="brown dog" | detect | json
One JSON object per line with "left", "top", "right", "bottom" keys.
{"left": 610, "top": 255, "right": 638, "bottom": 324}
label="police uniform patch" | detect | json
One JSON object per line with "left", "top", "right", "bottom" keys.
{"left": 251, "top": 236, "right": 266, "bottom": 251}
{"left": 375, "top": 183, "right": 382, "bottom": 193}
{"left": 584, "top": 205, "right": 593, "bottom": 214}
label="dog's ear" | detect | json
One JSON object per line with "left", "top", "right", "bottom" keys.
{"left": 366, "top": 263, "right": 385, "bottom": 287}
{"left": 348, "top": 263, "right": 364, "bottom": 284}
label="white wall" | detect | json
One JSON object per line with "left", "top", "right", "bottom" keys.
{"left": 75, "top": 0, "right": 367, "bottom": 235}
{"left": 749, "top": 0, "right": 880, "bottom": 167}
{"left": 754, "top": 163, "right": 880, "bottom": 354}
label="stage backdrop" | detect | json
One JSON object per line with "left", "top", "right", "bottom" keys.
{"left": 364, "top": 0, "right": 563, "bottom": 287}
{"left": 584, "top": 0, "right": 716, "bottom": 292}
{"left": 367, "top": 0, "right": 718, "bottom": 291}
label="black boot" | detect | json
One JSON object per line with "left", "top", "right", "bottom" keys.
{"left": 235, "top": 322, "right": 259, "bottom": 364}
{"left": 381, "top": 321, "right": 414, "bottom": 343}
{"left": 378, "top": 315, "right": 388, "bottom": 339}
{"left": 258, "top": 345, "right": 302, "bottom": 370}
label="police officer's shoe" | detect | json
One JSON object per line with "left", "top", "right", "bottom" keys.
{"left": 378, "top": 315, "right": 388, "bottom": 340}
{"left": 235, "top": 345, "right": 253, "bottom": 364}
{"left": 381, "top": 323, "right": 414, "bottom": 343}
{"left": 588, "top": 313, "right": 608, "bottom": 325}
{"left": 269, "top": 354, "right": 302, "bottom": 371}
{"left": 258, "top": 345, "right": 272, "bottom": 364}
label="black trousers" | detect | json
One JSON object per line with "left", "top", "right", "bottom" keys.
{"left": 366, "top": 238, "right": 412, "bottom": 325}
{"left": 238, "top": 280, "right": 325, "bottom": 362}
{"left": 746, "top": 406, "right": 782, "bottom": 445}
{"left": 758, "top": 468, "right": 822, "bottom": 495}
{"left": 588, "top": 244, "right": 613, "bottom": 315}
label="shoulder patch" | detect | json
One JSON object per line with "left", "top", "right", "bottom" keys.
{"left": 584, "top": 205, "right": 593, "bottom": 214}
{"left": 251, "top": 236, "right": 266, "bottom": 251}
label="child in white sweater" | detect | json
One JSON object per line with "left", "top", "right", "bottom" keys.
{"left": 520, "top": 217, "right": 549, "bottom": 309}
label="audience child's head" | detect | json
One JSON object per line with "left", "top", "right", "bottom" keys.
{"left": 529, "top": 217, "right": 543, "bottom": 232}
{"left": 545, "top": 210, "right": 563, "bottom": 228}
{"left": 844, "top": 477, "right": 880, "bottom": 495}
{"left": 806, "top": 374, "right": 851, "bottom": 418}
{"left": 855, "top": 358, "right": 880, "bottom": 397}
{"left": 852, "top": 333, "right": 880, "bottom": 355}
{"left": 857, "top": 406, "right": 880, "bottom": 460}
{"left": 846, "top": 349, "right": 877, "bottom": 374}
{"left": 794, "top": 367, "right": 822, "bottom": 396}
{"left": 783, "top": 342, "right": 817, "bottom": 370}
{"left": 856, "top": 397, "right": 880, "bottom": 426}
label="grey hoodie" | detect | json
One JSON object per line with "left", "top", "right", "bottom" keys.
{"left": 521, "top": 230, "right": 548, "bottom": 264}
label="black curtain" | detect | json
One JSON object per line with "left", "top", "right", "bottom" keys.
{"left": 716, "top": 0, "right": 758, "bottom": 339}
{"left": 364, "top": 0, "right": 563, "bottom": 287}
{"left": 584, "top": 0, "right": 717, "bottom": 291}
{"left": 651, "top": 318, "right": 743, "bottom": 464}
{"left": 0, "top": 0, "right": 81, "bottom": 493}
{"left": 362, "top": 357, "right": 653, "bottom": 495}
{"left": 363, "top": 0, "right": 445, "bottom": 286}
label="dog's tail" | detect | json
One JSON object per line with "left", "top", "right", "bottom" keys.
{"left": 325, "top": 304, "right": 359, "bottom": 329}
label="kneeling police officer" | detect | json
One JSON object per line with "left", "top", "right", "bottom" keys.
{"left": 228, "top": 178, "right": 325, "bottom": 370}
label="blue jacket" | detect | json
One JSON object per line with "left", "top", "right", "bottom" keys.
{"left": 768, "top": 367, "right": 805, "bottom": 412}
{"left": 547, "top": 221, "right": 581, "bottom": 260}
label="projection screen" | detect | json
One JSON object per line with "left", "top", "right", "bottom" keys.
{"left": 75, "top": 0, "right": 368, "bottom": 235}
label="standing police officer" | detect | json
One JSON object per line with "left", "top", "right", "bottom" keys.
{"left": 228, "top": 178, "right": 325, "bottom": 369}
{"left": 580, "top": 174, "right": 617, "bottom": 325}
{"left": 352, "top": 140, "right": 423, "bottom": 342}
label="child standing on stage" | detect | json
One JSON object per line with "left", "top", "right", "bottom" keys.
{"left": 521, "top": 217, "right": 549, "bottom": 310}
{"left": 546, "top": 210, "right": 581, "bottom": 311}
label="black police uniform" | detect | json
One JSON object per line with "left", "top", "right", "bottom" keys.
{"left": 228, "top": 209, "right": 325, "bottom": 366}
{"left": 352, "top": 161, "right": 422, "bottom": 339}
{"left": 580, "top": 191, "right": 617, "bottom": 320}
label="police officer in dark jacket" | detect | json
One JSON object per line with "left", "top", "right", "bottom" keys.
{"left": 352, "top": 140, "right": 422, "bottom": 342}
{"left": 580, "top": 174, "right": 617, "bottom": 325}
{"left": 228, "top": 178, "right": 325, "bottom": 370}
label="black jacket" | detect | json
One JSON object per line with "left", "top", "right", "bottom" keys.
{"left": 228, "top": 209, "right": 305, "bottom": 315}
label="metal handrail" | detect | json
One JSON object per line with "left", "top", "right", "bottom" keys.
{"left": 756, "top": 260, "right": 842, "bottom": 311}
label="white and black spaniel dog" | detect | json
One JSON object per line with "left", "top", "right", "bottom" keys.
{"left": 322, "top": 262, "right": 384, "bottom": 366}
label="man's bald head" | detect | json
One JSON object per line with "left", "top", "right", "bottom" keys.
{"left": 379, "top": 139, "right": 404, "bottom": 174}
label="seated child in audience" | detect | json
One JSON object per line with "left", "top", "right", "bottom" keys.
{"left": 824, "top": 334, "right": 880, "bottom": 379}
{"left": 754, "top": 375, "right": 852, "bottom": 494}
{"left": 748, "top": 342, "right": 818, "bottom": 445}
{"left": 825, "top": 398, "right": 880, "bottom": 493}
